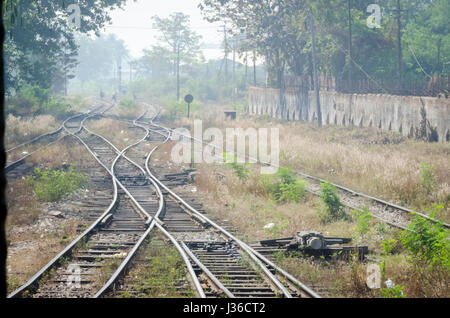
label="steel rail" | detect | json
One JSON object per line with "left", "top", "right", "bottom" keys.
{"left": 5, "top": 134, "right": 68, "bottom": 173}
{"left": 5, "top": 103, "right": 112, "bottom": 172}
{"left": 81, "top": 126, "right": 160, "bottom": 226}
{"left": 6, "top": 126, "right": 64, "bottom": 153}
{"left": 180, "top": 241, "right": 235, "bottom": 298}
{"left": 88, "top": 109, "right": 205, "bottom": 298}
{"left": 141, "top": 117, "right": 295, "bottom": 298}
{"left": 7, "top": 128, "right": 119, "bottom": 299}
{"left": 6, "top": 102, "right": 108, "bottom": 153}
{"left": 94, "top": 110, "right": 164, "bottom": 297}
{"left": 7, "top": 103, "right": 118, "bottom": 298}
{"left": 141, "top": 122, "right": 409, "bottom": 231}
{"left": 139, "top": 106, "right": 321, "bottom": 298}
{"left": 140, "top": 103, "right": 448, "bottom": 229}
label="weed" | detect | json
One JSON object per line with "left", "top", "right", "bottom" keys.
{"left": 378, "top": 285, "right": 406, "bottom": 298}
{"left": 317, "top": 182, "right": 346, "bottom": 223}
{"left": 351, "top": 208, "right": 372, "bottom": 235}
{"left": 224, "top": 153, "right": 251, "bottom": 180}
{"left": 262, "top": 167, "right": 307, "bottom": 204}
{"left": 400, "top": 204, "right": 449, "bottom": 269}
{"left": 419, "top": 162, "right": 435, "bottom": 196}
{"left": 26, "top": 166, "right": 88, "bottom": 202}
{"left": 276, "top": 180, "right": 308, "bottom": 204}
{"left": 59, "top": 236, "right": 72, "bottom": 245}
{"left": 119, "top": 96, "right": 137, "bottom": 110}
{"left": 376, "top": 221, "right": 388, "bottom": 235}
{"left": 7, "top": 274, "right": 22, "bottom": 294}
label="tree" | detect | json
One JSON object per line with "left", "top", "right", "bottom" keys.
{"left": 200, "top": 0, "right": 448, "bottom": 96}
{"left": 75, "top": 35, "right": 116, "bottom": 86}
{"left": 3, "top": 0, "right": 127, "bottom": 94}
{"left": 201, "top": 0, "right": 311, "bottom": 116}
{"left": 152, "top": 12, "right": 201, "bottom": 100}
{"left": 135, "top": 46, "right": 173, "bottom": 79}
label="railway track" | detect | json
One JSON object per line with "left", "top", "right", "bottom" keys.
{"left": 8, "top": 104, "right": 320, "bottom": 298}
{"left": 112, "top": 114, "right": 321, "bottom": 298}
{"left": 141, "top": 103, "right": 449, "bottom": 230}
{"left": 7, "top": 105, "right": 143, "bottom": 298}
{"left": 5, "top": 103, "right": 112, "bottom": 177}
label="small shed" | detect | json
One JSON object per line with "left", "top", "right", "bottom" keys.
{"left": 224, "top": 110, "right": 237, "bottom": 120}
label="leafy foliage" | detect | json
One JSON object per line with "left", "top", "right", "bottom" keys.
{"left": 400, "top": 204, "right": 450, "bottom": 269}
{"left": 152, "top": 12, "right": 202, "bottom": 100}
{"left": 351, "top": 208, "right": 372, "bottom": 235}
{"left": 3, "top": 0, "right": 126, "bottom": 93}
{"left": 262, "top": 167, "right": 308, "bottom": 204}
{"left": 6, "top": 85, "right": 69, "bottom": 117}
{"left": 200, "top": 0, "right": 450, "bottom": 89}
{"left": 378, "top": 285, "right": 406, "bottom": 298}
{"left": 26, "top": 167, "right": 88, "bottom": 202}
{"left": 317, "top": 182, "right": 346, "bottom": 223}
{"left": 119, "top": 96, "right": 137, "bottom": 110}
{"left": 224, "top": 152, "right": 251, "bottom": 180}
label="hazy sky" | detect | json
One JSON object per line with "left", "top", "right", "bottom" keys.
{"left": 103, "top": 0, "right": 224, "bottom": 59}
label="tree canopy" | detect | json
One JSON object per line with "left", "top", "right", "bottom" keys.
{"left": 199, "top": 0, "right": 450, "bottom": 91}
{"left": 3, "top": 0, "right": 127, "bottom": 94}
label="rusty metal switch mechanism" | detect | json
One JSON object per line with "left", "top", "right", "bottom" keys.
{"left": 259, "top": 231, "right": 368, "bottom": 260}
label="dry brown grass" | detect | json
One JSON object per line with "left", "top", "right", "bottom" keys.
{"left": 194, "top": 162, "right": 450, "bottom": 298}
{"left": 84, "top": 118, "right": 145, "bottom": 150}
{"left": 5, "top": 114, "right": 60, "bottom": 149}
{"left": 6, "top": 178, "right": 42, "bottom": 229}
{"left": 151, "top": 101, "right": 450, "bottom": 298}
{"left": 6, "top": 137, "right": 94, "bottom": 293}
{"left": 176, "top": 104, "right": 449, "bottom": 222}
{"left": 27, "top": 138, "right": 91, "bottom": 169}
{"left": 6, "top": 218, "right": 79, "bottom": 294}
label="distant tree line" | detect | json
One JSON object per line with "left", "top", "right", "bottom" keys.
{"left": 199, "top": 0, "right": 449, "bottom": 93}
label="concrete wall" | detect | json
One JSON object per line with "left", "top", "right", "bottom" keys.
{"left": 248, "top": 86, "right": 450, "bottom": 142}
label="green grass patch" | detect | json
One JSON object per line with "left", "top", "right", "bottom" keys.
{"left": 262, "top": 167, "right": 308, "bottom": 204}
{"left": 26, "top": 166, "right": 88, "bottom": 202}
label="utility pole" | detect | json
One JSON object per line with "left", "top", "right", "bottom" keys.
{"left": 177, "top": 45, "right": 180, "bottom": 100}
{"left": 232, "top": 37, "right": 236, "bottom": 103}
{"left": 129, "top": 61, "right": 132, "bottom": 83}
{"left": 347, "top": 0, "right": 353, "bottom": 92}
{"left": 224, "top": 25, "right": 228, "bottom": 82}
{"left": 118, "top": 56, "right": 122, "bottom": 94}
{"left": 309, "top": 7, "right": 322, "bottom": 127}
{"left": 394, "top": 0, "right": 403, "bottom": 92}
{"left": 253, "top": 49, "right": 257, "bottom": 86}
{"left": 245, "top": 52, "right": 248, "bottom": 83}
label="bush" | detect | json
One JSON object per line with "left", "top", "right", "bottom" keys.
{"left": 26, "top": 166, "right": 89, "bottom": 202}
{"left": 276, "top": 181, "right": 308, "bottom": 204}
{"left": 229, "top": 162, "right": 251, "bottom": 180}
{"left": 400, "top": 204, "right": 449, "bottom": 269}
{"left": 167, "top": 99, "right": 188, "bottom": 119}
{"left": 262, "top": 167, "right": 308, "bottom": 204}
{"left": 317, "top": 182, "right": 346, "bottom": 223}
{"left": 41, "top": 96, "right": 68, "bottom": 117}
{"left": 6, "top": 85, "right": 71, "bottom": 117}
{"left": 378, "top": 285, "right": 406, "bottom": 298}
{"left": 119, "top": 96, "right": 137, "bottom": 109}
{"left": 7, "top": 85, "right": 50, "bottom": 115}
{"left": 66, "top": 95, "right": 88, "bottom": 112}
{"left": 351, "top": 208, "right": 372, "bottom": 235}
{"left": 165, "top": 98, "right": 204, "bottom": 119}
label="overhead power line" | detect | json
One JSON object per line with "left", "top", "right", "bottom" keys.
{"left": 408, "top": 45, "right": 432, "bottom": 80}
